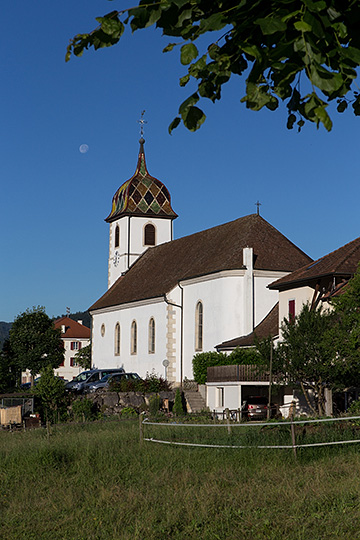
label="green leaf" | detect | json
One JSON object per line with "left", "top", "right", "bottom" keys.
{"left": 179, "top": 74, "right": 190, "bottom": 86}
{"left": 314, "top": 105, "right": 332, "bottom": 131}
{"left": 180, "top": 43, "right": 198, "bottom": 65}
{"left": 337, "top": 100, "right": 347, "bottom": 113}
{"left": 294, "top": 20, "right": 312, "bottom": 32}
{"left": 309, "top": 65, "right": 343, "bottom": 94}
{"left": 168, "top": 117, "right": 181, "bottom": 134}
{"left": 287, "top": 113, "right": 296, "bottom": 129}
{"left": 199, "top": 13, "right": 226, "bottom": 34}
{"left": 178, "top": 92, "right": 199, "bottom": 115}
{"left": 352, "top": 96, "right": 360, "bottom": 116}
{"left": 182, "top": 106, "right": 206, "bottom": 131}
{"left": 341, "top": 46, "right": 360, "bottom": 65}
{"left": 163, "top": 43, "right": 177, "bottom": 53}
{"left": 256, "top": 17, "right": 287, "bottom": 35}
{"left": 100, "top": 18, "right": 124, "bottom": 37}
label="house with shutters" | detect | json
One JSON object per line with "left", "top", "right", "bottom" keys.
{"left": 269, "top": 235, "right": 360, "bottom": 335}
{"left": 53, "top": 317, "right": 91, "bottom": 380}
{"left": 89, "top": 136, "right": 312, "bottom": 385}
{"left": 21, "top": 316, "right": 91, "bottom": 384}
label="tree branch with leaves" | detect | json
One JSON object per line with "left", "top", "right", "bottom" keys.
{"left": 67, "top": 0, "right": 360, "bottom": 132}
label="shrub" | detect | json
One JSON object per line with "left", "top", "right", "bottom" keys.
{"left": 149, "top": 394, "right": 160, "bottom": 416}
{"left": 192, "top": 347, "right": 264, "bottom": 384}
{"left": 120, "top": 407, "right": 138, "bottom": 418}
{"left": 173, "top": 388, "right": 185, "bottom": 416}
{"left": 71, "top": 397, "right": 94, "bottom": 421}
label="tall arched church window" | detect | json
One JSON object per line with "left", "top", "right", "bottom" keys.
{"left": 144, "top": 223, "right": 156, "bottom": 246}
{"left": 115, "top": 323, "right": 121, "bottom": 356}
{"left": 148, "top": 318, "right": 155, "bottom": 354}
{"left": 115, "top": 225, "right": 120, "bottom": 248}
{"left": 131, "top": 320, "right": 137, "bottom": 355}
{"left": 195, "top": 301, "right": 203, "bottom": 351}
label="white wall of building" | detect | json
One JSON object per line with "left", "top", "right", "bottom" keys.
{"left": 278, "top": 286, "right": 314, "bottom": 338}
{"left": 108, "top": 216, "right": 173, "bottom": 287}
{"left": 91, "top": 299, "right": 170, "bottom": 380}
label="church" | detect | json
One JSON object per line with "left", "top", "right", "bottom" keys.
{"left": 89, "top": 137, "right": 312, "bottom": 384}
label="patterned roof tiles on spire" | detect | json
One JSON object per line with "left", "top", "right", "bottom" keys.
{"left": 105, "top": 138, "right": 177, "bottom": 223}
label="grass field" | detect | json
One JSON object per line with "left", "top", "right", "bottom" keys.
{"left": 1, "top": 418, "right": 360, "bottom": 539}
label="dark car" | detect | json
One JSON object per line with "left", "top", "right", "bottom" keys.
{"left": 65, "top": 368, "right": 125, "bottom": 393}
{"left": 241, "top": 396, "right": 276, "bottom": 420}
{"left": 88, "top": 372, "right": 141, "bottom": 392}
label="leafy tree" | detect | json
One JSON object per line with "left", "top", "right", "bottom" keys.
{"left": 330, "top": 264, "right": 360, "bottom": 375}
{"left": 10, "top": 306, "right": 64, "bottom": 383}
{"left": 34, "top": 365, "right": 67, "bottom": 423}
{"left": 74, "top": 343, "right": 92, "bottom": 370}
{"left": 277, "top": 302, "right": 351, "bottom": 416}
{"left": 67, "top": 1, "right": 360, "bottom": 132}
{"left": 0, "top": 339, "right": 18, "bottom": 392}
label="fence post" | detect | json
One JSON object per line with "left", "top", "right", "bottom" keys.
{"left": 225, "top": 408, "right": 231, "bottom": 435}
{"left": 139, "top": 412, "right": 144, "bottom": 446}
{"left": 290, "top": 402, "right": 297, "bottom": 459}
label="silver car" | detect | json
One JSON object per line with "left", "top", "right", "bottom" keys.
{"left": 88, "top": 372, "right": 141, "bottom": 392}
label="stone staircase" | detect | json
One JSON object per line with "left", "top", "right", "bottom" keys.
{"left": 184, "top": 390, "right": 208, "bottom": 413}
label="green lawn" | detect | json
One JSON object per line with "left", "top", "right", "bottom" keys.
{"left": 1, "top": 419, "right": 360, "bottom": 539}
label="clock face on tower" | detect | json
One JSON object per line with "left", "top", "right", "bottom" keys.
{"left": 113, "top": 250, "right": 120, "bottom": 267}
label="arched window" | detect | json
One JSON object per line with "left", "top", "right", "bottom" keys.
{"left": 114, "top": 225, "right": 120, "bottom": 248}
{"left": 114, "top": 323, "right": 120, "bottom": 356}
{"left": 144, "top": 223, "right": 156, "bottom": 246}
{"left": 195, "top": 301, "right": 203, "bottom": 351}
{"left": 131, "top": 320, "right": 137, "bottom": 355}
{"left": 148, "top": 318, "right": 155, "bottom": 354}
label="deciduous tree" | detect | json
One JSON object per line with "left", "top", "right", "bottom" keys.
{"left": 10, "top": 307, "right": 64, "bottom": 383}
{"left": 67, "top": 1, "right": 360, "bottom": 132}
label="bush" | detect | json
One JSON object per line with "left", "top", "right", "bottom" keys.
{"left": 173, "top": 388, "right": 185, "bottom": 416}
{"left": 149, "top": 394, "right": 160, "bottom": 416}
{"left": 71, "top": 397, "right": 94, "bottom": 421}
{"left": 192, "top": 348, "right": 264, "bottom": 384}
{"left": 109, "top": 371, "right": 172, "bottom": 393}
{"left": 120, "top": 407, "right": 138, "bottom": 418}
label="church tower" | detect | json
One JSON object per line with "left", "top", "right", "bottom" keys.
{"left": 105, "top": 137, "right": 177, "bottom": 289}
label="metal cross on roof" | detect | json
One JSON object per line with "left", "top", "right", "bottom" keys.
{"left": 255, "top": 200, "right": 262, "bottom": 215}
{"left": 138, "top": 110, "right": 147, "bottom": 138}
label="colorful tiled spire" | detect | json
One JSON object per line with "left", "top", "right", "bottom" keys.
{"left": 105, "top": 138, "right": 177, "bottom": 223}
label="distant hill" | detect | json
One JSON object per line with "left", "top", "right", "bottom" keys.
{"left": 0, "top": 311, "right": 91, "bottom": 350}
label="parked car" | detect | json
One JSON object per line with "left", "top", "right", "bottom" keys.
{"left": 88, "top": 372, "right": 141, "bottom": 393}
{"left": 65, "top": 368, "right": 125, "bottom": 393}
{"left": 241, "top": 396, "right": 276, "bottom": 420}
{"left": 21, "top": 376, "right": 68, "bottom": 391}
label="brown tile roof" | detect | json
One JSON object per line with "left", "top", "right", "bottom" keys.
{"left": 54, "top": 317, "right": 91, "bottom": 339}
{"left": 269, "top": 236, "right": 360, "bottom": 291}
{"left": 90, "top": 214, "right": 311, "bottom": 311}
{"left": 216, "top": 303, "right": 279, "bottom": 350}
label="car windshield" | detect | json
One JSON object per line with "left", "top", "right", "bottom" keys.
{"left": 99, "top": 374, "right": 112, "bottom": 383}
{"left": 73, "top": 372, "right": 92, "bottom": 382}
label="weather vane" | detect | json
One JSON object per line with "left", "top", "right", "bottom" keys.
{"left": 138, "top": 110, "right": 147, "bottom": 138}
{"left": 255, "top": 200, "right": 262, "bottom": 215}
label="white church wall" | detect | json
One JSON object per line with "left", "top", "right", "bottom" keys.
{"left": 91, "top": 299, "right": 169, "bottom": 380}
{"left": 254, "top": 271, "right": 289, "bottom": 327}
{"left": 181, "top": 272, "right": 246, "bottom": 379}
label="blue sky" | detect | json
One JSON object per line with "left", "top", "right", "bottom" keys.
{"left": 1, "top": 1, "right": 359, "bottom": 323}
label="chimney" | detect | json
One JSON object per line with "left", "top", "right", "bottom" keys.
{"left": 61, "top": 325, "right": 66, "bottom": 334}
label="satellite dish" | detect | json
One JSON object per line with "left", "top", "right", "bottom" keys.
{"left": 162, "top": 359, "right": 169, "bottom": 368}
